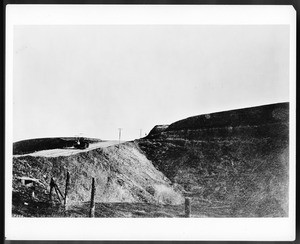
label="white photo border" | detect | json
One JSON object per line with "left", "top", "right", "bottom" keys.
{"left": 5, "top": 5, "right": 296, "bottom": 241}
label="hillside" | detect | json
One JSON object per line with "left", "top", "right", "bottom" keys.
{"left": 137, "top": 102, "right": 289, "bottom": 217}
{"left": 146, "top": 103, "right": 288, "bottom": 139}
{"left": 12, "top": 142, "right": 183, "bottom": 217}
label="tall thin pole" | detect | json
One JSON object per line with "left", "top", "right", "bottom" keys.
{"left": 89, "top": 177, "right": 96, "bottom": 217}
{"left": 118, "top": 128, "right": 122, "bottom": 147}
{"left": 185, "top": 197, "right": 191, "bottom": 217}
{"left": 49, "top": 178, "right": 54, "bottom": 203}
{"left": 64, "top": 171, "right": 70, "bottom": 210}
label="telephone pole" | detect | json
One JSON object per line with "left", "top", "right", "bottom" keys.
{"left": 118, "top": 128, "right": 122, "bottom": 147}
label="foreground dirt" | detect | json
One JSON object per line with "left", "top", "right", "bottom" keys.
{"left": 12, "top": 199, "right": 229, "bottom": 218}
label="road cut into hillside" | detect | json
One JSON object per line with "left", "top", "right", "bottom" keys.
{"left": 13, "top": 140, "right": 124, "bottom": 158}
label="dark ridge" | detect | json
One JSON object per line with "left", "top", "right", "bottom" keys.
{"left": 13, "top": 137, "right": 102, "bottom": 155}
{"left": 166, "top": 102, "right": 289, "bottom": 132}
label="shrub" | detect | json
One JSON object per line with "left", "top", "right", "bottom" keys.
{"left": 154, "top": 184, "right": 184, "bottom": 205}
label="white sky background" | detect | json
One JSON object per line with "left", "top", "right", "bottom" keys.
{"left": 13, "top": 25, "right": 289, "bottom": 142}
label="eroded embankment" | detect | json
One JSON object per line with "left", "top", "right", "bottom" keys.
{"left": 137, "top": 102, "right": 289, "bottom": 217}
{"left": 13, "top": 141, "right": 184, "bottom": 210}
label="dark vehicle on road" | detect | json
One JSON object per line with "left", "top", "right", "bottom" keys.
{"left": 74, "top": 137, "right": 89, "bottom": 149}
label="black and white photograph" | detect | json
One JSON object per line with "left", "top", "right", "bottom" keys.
{"left": 5, "top": 5, "right": 296, "bottom": 241}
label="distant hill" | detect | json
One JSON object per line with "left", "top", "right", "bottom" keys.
{"left": 167, "top": 102, "right": 288, "bottom": 130}
{"left": 13, "top": 137, "right": 102, "bottom": 155}
{"left": 146, "top": 102, "right": 288, "bottom": 139}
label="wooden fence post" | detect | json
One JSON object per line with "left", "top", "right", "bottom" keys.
{"left": 64, "top": 171, "right": 70, "bottom": 210}
{"left": 49, "top": 178, "right": 55, "bottom": 203}
{"left": 185, "top": 197, "right": 191, "bottom": 217}
{"left": 89, "top": 177, "right": 96, "bottom": 217}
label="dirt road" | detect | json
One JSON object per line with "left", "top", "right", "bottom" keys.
{"left": 14, "top": 140, "right": 124, "bottom": 158}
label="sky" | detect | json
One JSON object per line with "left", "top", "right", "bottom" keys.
{"left": 13, "top": 25, "right": 290, "bottom": 142}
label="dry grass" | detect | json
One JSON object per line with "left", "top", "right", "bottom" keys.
{"left": 137, "top": 125, "right": 289, "bottom": 217}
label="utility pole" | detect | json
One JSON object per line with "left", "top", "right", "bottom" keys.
{"left": 118, "top": 128, "right": 122, "bottom": 148}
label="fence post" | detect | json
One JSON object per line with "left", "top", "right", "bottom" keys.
{"left": 89, "top": 177, "right": 96, "bottom": 217}
{"left": 185, "top": 197, "right": 191, "bottom": 217}
{"left": 64, "top": 171, "right": 70, "bottom": 210}
{"left": 49, "top": 178, "right": 55, "bottom": 203}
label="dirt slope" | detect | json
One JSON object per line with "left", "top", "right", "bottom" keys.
{"left": 137, "top": 102, "right": 289, "bottom": 217}
{"left": 13, "top": 141, "right": 184, "bottom": 216}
